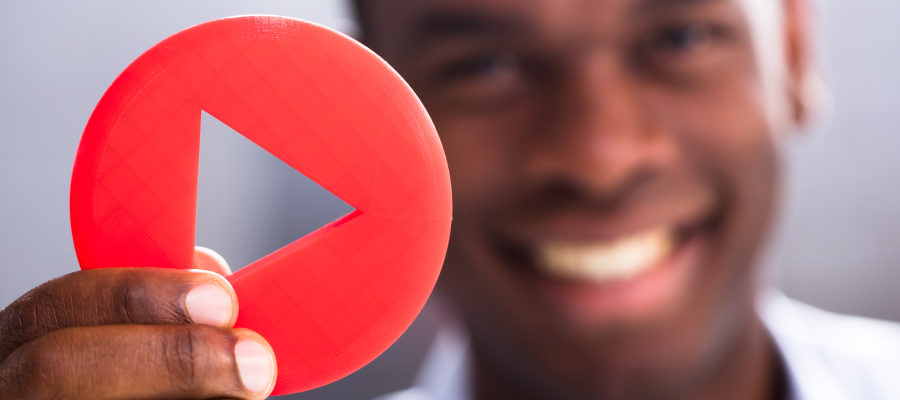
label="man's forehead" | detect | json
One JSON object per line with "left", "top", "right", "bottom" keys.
{"left": 359, "top": 0, "right": 774, "bottom": 53}
{"left": 362, "top": 0, "right": 756, "bottom": 30}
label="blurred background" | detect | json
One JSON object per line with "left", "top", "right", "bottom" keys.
{"left": 1, "top": 0, "right": 898, "bottom": 398}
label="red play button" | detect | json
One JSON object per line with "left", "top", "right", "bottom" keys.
{"left": 70, "top": 16, "right": 452, "bottom": 395}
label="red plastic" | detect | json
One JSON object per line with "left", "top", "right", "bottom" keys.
{"left": 69, "top": 16, "right": 452, "bottom": 395}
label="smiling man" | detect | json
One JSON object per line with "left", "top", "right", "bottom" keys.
{"left": 1, "top": 0, "right": 899, "bottom": 399}
{"left": 353, "top": 0, "right": 900, "bottom": 399}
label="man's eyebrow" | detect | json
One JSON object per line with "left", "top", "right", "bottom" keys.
{"left": 411, "top": 11, "right": 525, "bottom": 45}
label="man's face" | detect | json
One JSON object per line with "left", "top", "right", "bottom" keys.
{"left": 362, "top": 0, "right": 781, "bottom": 398}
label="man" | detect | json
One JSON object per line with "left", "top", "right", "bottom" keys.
{"left": 0, "top": 0, "right": 898, "bottom": 400}
{"left": 355, "top": 0, "right": 900, "bottom": 399}
{"left": 354, "top": 0, "right": 899, "bottom": 399}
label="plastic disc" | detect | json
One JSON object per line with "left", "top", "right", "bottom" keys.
{"left": 70, "top": 15, "right": 452, "bottom": 395}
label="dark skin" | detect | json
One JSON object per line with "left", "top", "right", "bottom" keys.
{"left": 0, "top": 250, "right": 276, "bottom": 399}
{"left": 0, "top": 0, "right": 809, "bottom": 399}
{"left": 356, "top": 0, "right": 808, "bottom": 399}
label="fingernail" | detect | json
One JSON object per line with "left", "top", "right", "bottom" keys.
{"left": 185, "top": 283, "right": 233, "bottom": 327}
{"left": 235, "top": 340, "right": 276, "bottom": 393}
{"left": 194, "top": 246, "right": 233, "bottom": 275}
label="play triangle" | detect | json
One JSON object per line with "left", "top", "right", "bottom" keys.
{"left": 197, "top": 111, "right": 354, "bottom": 271}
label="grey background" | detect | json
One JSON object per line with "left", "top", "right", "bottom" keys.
{"left": 1, "top": 0, "right": 898, "bottom": 399}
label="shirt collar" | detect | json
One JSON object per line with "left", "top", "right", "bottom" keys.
{"left": 758, "top": 288, "right": 850, "bottom": 400}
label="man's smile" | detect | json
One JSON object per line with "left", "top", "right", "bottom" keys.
{"left": 486, "top": 205, "right": 721, "bottom": 322}
{"left": 537, "top": 226, "right": 676, "bottom": 282}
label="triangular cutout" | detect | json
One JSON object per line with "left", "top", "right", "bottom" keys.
{"left": 196, "top": 111, "right": 354, "bottom": 271}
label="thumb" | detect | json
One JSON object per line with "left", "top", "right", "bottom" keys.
{"left": 193, "top": 246, "right": 233, "bottom": 277}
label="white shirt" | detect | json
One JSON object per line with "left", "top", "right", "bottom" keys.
{"left": 376, "top": 290, "right": 900, "bottom": 400}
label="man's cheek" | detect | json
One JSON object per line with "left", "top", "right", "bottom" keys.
{"left": 438, "top": 126, "right": 516, "bottom": 203}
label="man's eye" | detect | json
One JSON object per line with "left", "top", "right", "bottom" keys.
{"left": 428, "top": 52, "right": 532, "bottom": 107}
{"left": 442, "top": 53, "right": 522, "bottom": 84}
{"left": 633, "top": 21, "right": 735, "bottom": 81}
{"left": 648, "top": 24, "right": 718, "bottom": 56}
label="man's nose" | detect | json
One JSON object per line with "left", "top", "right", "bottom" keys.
{"left": 525, "top": 53, "right": 671, "bottom": 199}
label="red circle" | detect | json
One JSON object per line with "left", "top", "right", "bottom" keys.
{"left": 70, "top": 16, "right": 452, "bottom": 395}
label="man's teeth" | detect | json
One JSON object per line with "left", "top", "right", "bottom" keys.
{"left": 537, "top": 228, "right": 675, "bottom": 282}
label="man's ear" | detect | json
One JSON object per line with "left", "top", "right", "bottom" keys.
{"left": 783, "top": 0, "right": 819, "bottom": 128}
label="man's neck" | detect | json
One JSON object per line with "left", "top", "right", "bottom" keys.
{"left": 690, "top": 315, "right": 786, "bottom": 400}
{"left": 472, "top": 315, "right": 784, "bottom": 400}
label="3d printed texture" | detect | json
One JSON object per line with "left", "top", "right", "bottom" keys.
{"left": 70, "top": 16, "right": 452, "bottom": 395}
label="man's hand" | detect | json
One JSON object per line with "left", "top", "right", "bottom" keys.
{"left": 0, "top": 248, "right": 276, "bottom": 399}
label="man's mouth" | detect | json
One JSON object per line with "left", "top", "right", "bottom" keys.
{"left": 490, "top": 213, "right": 714, "bottom": 288}
{"left": 489, "top": 219, "right": 711, "bottom": 320}
{"left": 536, "top": 227, "right": 676, "bottom": 282}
